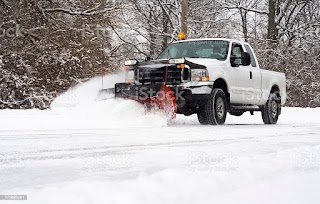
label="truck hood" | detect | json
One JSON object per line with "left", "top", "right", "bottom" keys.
{"left": 183, "top": 58, "right": 227, "bottom": 68}
{"left": 137, "top": 58, "right": 226, "bottom": 69}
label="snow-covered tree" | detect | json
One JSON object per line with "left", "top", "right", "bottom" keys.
{"left": 0, "top": 0, "right": 119, "bottom": 109}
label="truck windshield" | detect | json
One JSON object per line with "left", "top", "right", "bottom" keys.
{"left": 158, "top": 40, "right": 229, "bottom": 60}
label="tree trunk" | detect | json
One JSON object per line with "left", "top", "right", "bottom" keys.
{"left": 240, "top": 9, "right": 248, "bottom": 42}
{"left": 267, "top": 0, "right": 278, "bottom": 46}
{"left": 181, "top": 0, "right": 188, "bottom": 37}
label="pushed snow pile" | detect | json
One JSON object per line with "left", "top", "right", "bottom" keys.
{"left": 50, "top": 73, "right": 169, "bottom": 128}
{"left": 51, "top": 73, "right": 122, "bottom": 109}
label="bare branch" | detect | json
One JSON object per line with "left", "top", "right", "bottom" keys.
{"left": 216, "top": 0, "right": 269, "bottom": 15}
{"left": 42, "top": 7, "right": 117, "bottom": 16}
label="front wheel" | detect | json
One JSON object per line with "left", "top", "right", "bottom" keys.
{"left": 197, "top": 89, "right": 227, "bottom": 125}
{"left": 261, "top": 93, "right": 281, "bottom": 124}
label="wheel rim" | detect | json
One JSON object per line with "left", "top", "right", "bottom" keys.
{"left": 216, "top": 97, "right": 225, "bottom": 119}
{"left": 271, "top": 100, "right": 278, "bottom": 118}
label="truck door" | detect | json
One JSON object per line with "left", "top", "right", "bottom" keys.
{"left": 244, "top": 44, "right": 262, "bottom": 104}
{"left": 229, "top": 43, "right": 254, "bottom": 104}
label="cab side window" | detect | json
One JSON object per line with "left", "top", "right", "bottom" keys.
{"left": 231, "top": 43, "right": 244, "bottom": 65}
{"left": 244, "top": 44, "right": 257, "bottom": 67}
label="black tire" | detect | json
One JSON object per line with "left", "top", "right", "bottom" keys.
{"left": 261, "top": 93, "right": 281, "bottom": 124}
{"left": 197, "top": 88, "right": 227, "bottom": 125}
{"left": 197, "top": 111, "right": 209, "bottom": 125}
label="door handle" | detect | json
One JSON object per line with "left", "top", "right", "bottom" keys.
{"left": 250, "top": 71, "right": 253, "bottom": 79}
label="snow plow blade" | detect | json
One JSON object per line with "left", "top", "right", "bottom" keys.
{"left": 98, "top": 83, "right": 177, "bottom": 119}
{"left": 150, "top": 83, "right": 177, "bottom": 119}
{"left": 96, "top": 88, "right": 115, "bottom": 101}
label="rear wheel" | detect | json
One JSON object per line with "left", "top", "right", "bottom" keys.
{"left": 261, "top": 93, "right": 281, "bottom": 124}
{"left": 197, "top": 89, "right": 227, "bottom": 125}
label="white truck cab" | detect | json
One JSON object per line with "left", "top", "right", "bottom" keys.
{"left": 164, "top": 38, "right": 286, "bottom": 107}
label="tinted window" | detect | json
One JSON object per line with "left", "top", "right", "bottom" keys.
{"left": 244, "top": 44, "right": 257, "bottom": 67}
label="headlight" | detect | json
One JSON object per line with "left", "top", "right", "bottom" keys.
{"left": 191, "top": 69, "right": 210, "bottom": 82}
{"left": 169, "top": 58, "right": 185, "bottom": 64}
{"left": 125, "top": 70, "right": 135, "bottom": 83}
{"left": 124, "top": 60, "right": 138, "bottom": 66}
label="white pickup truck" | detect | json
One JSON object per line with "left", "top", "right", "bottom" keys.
{"left": 107, "top": 38, "right": 286, "bottom": 125}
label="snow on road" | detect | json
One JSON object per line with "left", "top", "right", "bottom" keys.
{"left": 1, "top": 75, "right": 320, "bottom": 204}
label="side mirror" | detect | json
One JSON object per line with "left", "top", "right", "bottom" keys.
{"left": 241, "top": 52, "right": 251, "bottom": 66}
{"left": 230, "top": 55, "right": 240, "bottom": 67}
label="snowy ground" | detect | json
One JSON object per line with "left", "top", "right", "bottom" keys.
{"left": 1, "top": 75, "right": 320, "bottom": 204}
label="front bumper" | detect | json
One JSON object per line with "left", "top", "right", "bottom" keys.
{"left": 114, "top": 83, "right": 211, "bottom": 115}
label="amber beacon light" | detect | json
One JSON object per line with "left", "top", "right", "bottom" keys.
{"left": 178, "top": 32, "right": 186, "bottom": 40}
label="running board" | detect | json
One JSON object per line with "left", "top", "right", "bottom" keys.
{"left": 230, "top": 105, "right": 260, "bottom": 111}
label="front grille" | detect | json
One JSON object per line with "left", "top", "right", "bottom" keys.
{"left": 136, "top": 66, "right": 182, "bottom": 84}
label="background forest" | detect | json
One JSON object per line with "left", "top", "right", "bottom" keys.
{"left": 0, "top": 0, "right": 319, "bottom": 109}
